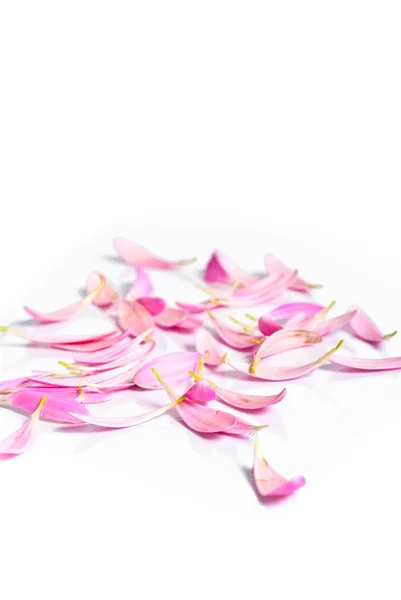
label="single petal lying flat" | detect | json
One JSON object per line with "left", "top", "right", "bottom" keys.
{"left": 212, "top": 383, "right": 286, "bottom": 410}
{"left": 229, "top": 340, "right": 343, "bottom": 381}
{"left": 114, "top": 237, "right": 196, "bottom": 270}
{"left": 24, "top": 275, "right": 106, "bottom": 323}
{"left": 0, "top": 396, "right": 46, "bottom": 455}
{"left": 329, "top": 354, "right": 401, "bottom": 371}
{"left": 348, "top": 306, "right": 397, "bottom": 343}
{"left": 133, "top": 352, "right": 202, "bottom": 389}
{"left": 253, "top": 434, "right": 306, "bottom": 497}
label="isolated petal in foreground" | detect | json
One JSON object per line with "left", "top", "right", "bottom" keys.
{"left": 253, "top": 433, "right": 306, "bottom": 497}
{"left": 24, "top": 275, "right": 106, "bottom": 323}
{"left": 348, "top": 306, "right": 397, "bottom": 344}
{"left": 204, "top": 250, "right": 256, "bottom": 286}
{"left": 229, "top": 340, "right": 343, "bottom": 381}
{"left": 133, "top": 352, "right": 202, "bottom": 389}
{"left": 87, "top": 272, "right": 119, "bottom": 307}
{"left": 0, "top": 396, "right": 46, "bottom": 455}
{"left": 114, "top": 237, "right": 196, "bottom": 270}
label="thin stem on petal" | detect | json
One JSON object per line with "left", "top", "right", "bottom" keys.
{"left": 317, "top": 339, "right": 344, "bottom": 364}
{"left": 383, "top": 330, "right": 398, "bottom": 340}
{"left": 196, "top": 356, "right": 204, "bottom": 378}
{"left": 245, "top": 313, "right": 257, "bottom": 322}
{"left": 309, "top": 300, "right": 336, "bottom": 328}
{"left": 151, "top": 368, "right": 186, "bottom": 404}
{"left": 84, "top": 274, "right": 106, "bottom": 305}
{"left": 228, "top": 316, "right": 256, "bottom": 335}
{"left": 220, "top": 352, "right": 228, "bottom": 364}
{"left": 33, "top": 395, "right": 47, "bottom": 420}
{"left": 177, "top": 257, "right": 198, "bottom": 266}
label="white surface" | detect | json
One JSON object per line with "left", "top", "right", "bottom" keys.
{"left": 1, "top": 2, "right": 401, "bottom": 599}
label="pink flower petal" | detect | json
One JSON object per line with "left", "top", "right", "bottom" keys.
{"left": 195, "top": 328, "right": 226, "bottom": 366}
{"left": 126, "top": 267, "right": 154, "bottom": 299}
{"left": 206, "top": 311, "right": 261, "bottom": 350}
{"left": 204, "top": 250, "right": 256, "bottom": 286}
{"left": 70, "top": 397, "right": 183, "bottom": 429}
{"left": 283, "top": 312, "right": 310, "bottom": 329}
{"left": 329, "top": 354, "right": 401, "bottom": 371}
{"left": 253, "top": 434, "right": 306, "bottom": 497}
{"left": 114, "top": 237, "right": 196, "bottom": 270}
{"left": 251, "top": 328, "right": 323, "bottom": 372}
{"left": 154, "top": 307, "right": 187, "bottom": 328}
{"left": 264, "top": 254, "right": 319, "bottom": 292}
{"left": 258, "top": 315, "right": 283, "bottom": 336}
{"left": 133, "top": 352, "right": 202, "bottom": 389}
{"left": 186, "top": 380, "right": 217, "bottom": 403}
{"left": 24, "top": 275, "right": 107, "bottom": 323}
{"left": 0, "top": 326, "right": 128, "bottom": 351}
{"left": 175, "top": 301, "right": 220, "bottom": 314}
{"left": 211, "top": 383, "right": 286, "bottom": 410}
{"left": 313, "top": 310, "right": 357, "bottom": 336}
{"left": 116, "top": 299, "right": 155, "bottom": 337}
{"left": 348, "top": 306, "right": 397, "bottom": 344}
{"left": 0, "top": 396, "right": 46, "bottom": 455}
{"left": 87, "top": 272, "right": 119, "bottom": 307}
{"left": 229, "top": 340, "right": 343, "bottom": 381}
{"left": 175, "top": 401, "right": 237, "bottom": 433}
{"left": 173, "top": 315, "right": 204, "bottom": 331}
{"left": 269, "top": 302, "right": 325, "bottom": 320}
{"left": 229, "top": 271, "right": 298, "bottom": 307}
{"left": 29, "top": 362, "right": 139, "bottom": 390}
{"left": 0, "top": 377, "right": 29, "bottom": 394}
{"left": 8, "top": 389, "right": 90, "bottom": 424}
{"left": 136, "top": 296, "right": 166, "bottom": 316}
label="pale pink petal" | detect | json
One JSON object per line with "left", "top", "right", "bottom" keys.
{"left": 206, "top": 312, "right": 260, "bottom": 350}
{"left": 258, "top": 315, "right": 283, "bottom": 336}
{"left": 153, "top": 307, "right": 187, "bottom": 328}
{"left": 173, "top": 315, "right": 204, "bottom": 331}
{"left": 229, "top": 271, "right": 298, "bottom": 307}
{"left": 8, "top": 389, "right": 90, "bottom": 424}
{"left": 229, "top": 340, "right": 343, "bottom": 381}
{"left": 186, "top": 381, "right": 216, "bottom": 403}
{"left": 314, "top": 310, "right": 357, "bottom": 336}
{"left": 0, "top": 326, "right": 128, "bottom": 350}
{"left": 348, "top": 306, "right": 397, "bottom": 343}
{"left": 264, "top": 254, "right": 318, "bottom": 292}
{"left": 175, "top": 401, "right": 237, "bottom": 433}
{"left": 29, "top": 362, "right": 139, "bottom": 390}
{"left": 176, "top": 301, "right": 220, "bottom": 314}
{"left": 24, "top": 275, "right": 107, "bottom": 323}
{"left": 251, "top": 329, "right": 323, "bottom": 372}
{"left": 74, "top": 329, "right": 152, "bottom": 365}
{"left": 269, "top": 302, "right": 325, "bottom": 320}
{"left": 204, "top": 250, "right": 256, "bottom": 286}
{"left": 195, "top": 328, "right": 226, "bottom": 366}
{"left": 227, "top": 418, "right": 261, "bottom": 436}
{"left": 70, "top": 397, "right": 183, "bottom": 429}
{"left": 126, "top": 267, "right": 154, "bottom": 299}
{"left": 283, "top": 313, "right": 310, "bottom": 329}
{"left": 329, "top": 354, "right": 401, "bottom": 371}
{"left": 116, "top": 300, "right": 155, "bottom": 337}
{"left": 253, "top": 434, "right": 306, "bottom": 497}
{"left": 87, "top": 272, "right": 119, "bottom": 307}
{"left": 211, "top": 383, "right": 286, "bottom": 410}
{"left": 0, "top": 396, "right": 46, "bottom": 455}
{"left": 136, "top": 296, "right": 166, "bottom": 316}
{"left": 114, "top": 237, "right": 196, "bottom": 270}
{"left": 0, "top": 377, "right": 29, "bottom": 394}
{"left": 133, "top": 352, "right": 202, "bottom": 389}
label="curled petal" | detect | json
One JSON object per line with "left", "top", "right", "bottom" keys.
{"left": 0, "top": 396, "right": 46, "bottom": 455}
{"left": 195, "top": 329, "right": 226, "bottom": 366}
{"left": 253, "top": 434, "right": 306, "bottom": 497}
{"left": 87, "top": 272, "right": 118, "bottom": 307}
{"left": 137, "top": 297, "right": 166, "bottom": 316}
{"left": 176, "top": 301, "right": 220, "bottom": 314}
{"left": 269, "top": 302, "right": 325, "bottom": 320}
{"left": 126, "top": 267, "right": 154, "bottom": 299}
{"left": 252, "top": 329, "right": 323, "bottom": 373}
{"left": 114, "top": 237, "right": 196, "bottom": 270}
{"left": 8, "top": 389, "right": 90, "bottom": 424}
{"left": 258, "top": 315, "right": 283, "bottom": 336}
{"left": 314, "top": 310, "right": 357, "bottom": 336}
{"left": 206, "top": 312, "right": 260, "bottom": 350}
{"left": 329, "top": 354, "right": 401, "bottom": 371}
{"left": 264, "top": 254, "right": 318, "bottom": 292}
{"left": 117, "top": 300, "right": 154, "bottom": 337}
{"left": 229, "top": 340, "right": 343, "bottom": 381}
{"left": 204, "top": 250, "right": 256, "bottom": 286}
{"left": 24, "top": 275, "right": 106, "bottom": 323}
{"left": 211, "top": 383, "right": 286, "bottom": 411}
{"left": 176, "top": 401, "right": 237, "bottom": 433}
{"left": 186, "top": 381, "right": 216, "bottom": 404}
{"left": 133, "top": 352, "right": 201, "bottom": 389}
{"left": 348, "top": 306, "right": 397, "bottom": 343}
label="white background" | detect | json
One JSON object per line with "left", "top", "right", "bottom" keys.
{"left": 1, "top": 2, "right": 401, "bottom": 598}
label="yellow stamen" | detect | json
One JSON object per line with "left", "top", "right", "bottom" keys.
{"left": 308, "top": 283, "right": 322, "bottom": 289}
{"left": 196, "top": 356, "right": 204, "bottom": 378}
{"left": 32, "top": 395, "right": 47, "bottom": 419}
{"left": 220, "top": 352, "right": 228, "bottom": 364}
{"left": 317, "top": 339, "right": 344, "bottom": 364}
{"left": 251, "top": 338, "right": 263, "bottom": 344}
{"left": 177, "top": 257, "right": 198, "bottom": 266}
{"left": 228, "top": 316, "right": 255, "bottom": 334}
{"left": 245, "top": 313, "right": 257, "bottom": 322}
{"left": 59, "top": 360, "right": 87, "bottom": 374}
{"left": 188, "top": 370, "right": 202, "bottom": 382}
{"left": 249, "top": 354, "right": 261, "bottom": 375}
{"left": 308, "top": 300, "right": 336, "bottom": 329}
{"left": 151, "top": 367, "right": 182, "bottom": 401}
{"left": 84, "top": 274, "right": 106, "bottom": 306}
{"left": 383, "top": 330, "right": 398, "bottom": 341}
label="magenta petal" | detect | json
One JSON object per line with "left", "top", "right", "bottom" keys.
{"left": 0, "top": 396, "right": 45, "bottom": 455}
{"left": 126, "top": 267, "right": 154, "bottom": 299}
{"left": 137, "top": 296, "right": 166, "bottom": 316}
{"left": 195, "top": 328, "right": 226, "bottom": 365}
{"left": 87, "top": 272, "right": 118, "bottom": 307}
{"left": 258, "top": 315, "right": 283, "bottom": 336}
{"left": 186, "top": 381, "right": 216, "bottom": 404}
{"left": 175, "top": 401, "right": 237, "bottom": 433}
{"left": 348, "top": 306, "right": 396, "bottom": 343}
{"left": 0, "top": 377, "right": 29, "bottom": 393}
{"left": 117, "top": 299, "right": 155, "bottom": 336}
{"left": 204, "top": 250, "right": 256, "bottom": 286}
{"left": 269, "top": 302, "right": 325, "bottom": 320}
{"left": 253, "top": 435, "right": 305, "bottom": 497}
{"left": 133, "top": 352, "right": 202, "bottom": 389}
{"left": 212, "top": 383, "right": 286, "bottom": 410}
{"left": 8, "top": 389, "right": 90, "bottom": 424}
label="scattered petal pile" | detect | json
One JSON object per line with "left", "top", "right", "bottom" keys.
{"left": 1, "top": 239, "right": 400, "bottom": 501}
